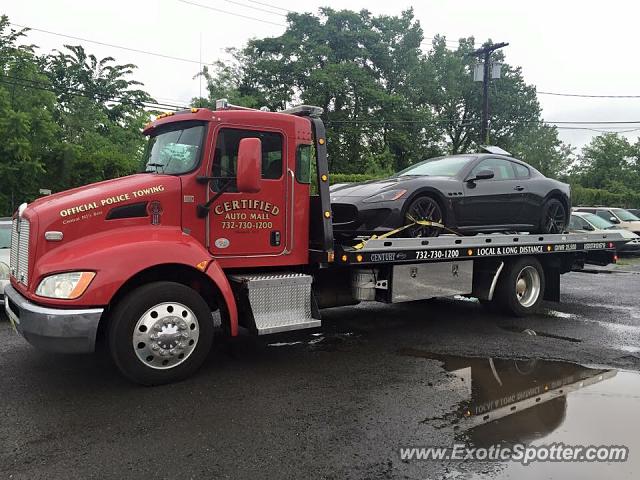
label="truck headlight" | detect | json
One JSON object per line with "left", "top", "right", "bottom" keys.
{"left": 36, "top": 272, "right": 96, "bottom": 299}
{"left": 362, "top": 189, "right": 407, "bottom": 203}
{"left": 0, "top": 262, "right": 9, "bottom": 281}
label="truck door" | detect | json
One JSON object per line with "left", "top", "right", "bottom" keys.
{"left": 207, "top": 127, "right": 289, "bottom": 257}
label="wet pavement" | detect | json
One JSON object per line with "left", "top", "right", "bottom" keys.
{"left": 1, "top": 258, "right": 640, "bottom": 479}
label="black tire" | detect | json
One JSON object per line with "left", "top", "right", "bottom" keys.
{"left": 402, "top": 195, "right": 444, "bottom": 238}
{"left": 494, "top": 257, "right": 546, "bottom": 316}
{"left": 108, "top": 281, "right": 214, "bottom": 385}
{"left": 538, "top": 198, "right": 567, "bottom": 234}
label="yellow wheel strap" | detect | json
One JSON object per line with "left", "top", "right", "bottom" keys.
{"left": 353, "top": 215, "right": 460, "bottom": 250}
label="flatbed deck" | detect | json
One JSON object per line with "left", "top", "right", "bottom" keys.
{"left": 334, "top": 232, "right": 625, "bottom": 265}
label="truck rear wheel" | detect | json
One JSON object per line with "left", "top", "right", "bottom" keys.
{"left": 108, "top": 281, "right": 214, "bottom": 385}
{"left": 494, "top": 257, "right": 545, "bottom": 316}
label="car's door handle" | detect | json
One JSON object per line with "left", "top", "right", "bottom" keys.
{"left": 514, "top": 185, "right": 525, "bottom": 191}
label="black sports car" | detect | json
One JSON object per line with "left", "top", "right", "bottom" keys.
{"left": 330, "top": 153, "right": 571, "bottom": 238}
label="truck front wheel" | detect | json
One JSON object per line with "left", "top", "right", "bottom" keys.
{"left": 108, "top": 281, "right": 214, "bottom": 385}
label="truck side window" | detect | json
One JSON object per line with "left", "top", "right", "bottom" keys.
{"left": 296, "top": 144, "right": 313, "bottom": 184}
{"left": 212, "top": 128, "right": 284, "bottom": 191}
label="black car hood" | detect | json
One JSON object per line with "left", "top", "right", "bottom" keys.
{"left": 330, "top": 175, "right": 451, "bottom": 200}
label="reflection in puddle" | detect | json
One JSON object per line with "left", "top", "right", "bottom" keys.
{"left": 402, "top": 350, "right": 616, "bottom": 446}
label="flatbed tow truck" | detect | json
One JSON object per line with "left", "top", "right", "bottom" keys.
{"left": 4, "top": 100, "right": 625, "bottom": 384}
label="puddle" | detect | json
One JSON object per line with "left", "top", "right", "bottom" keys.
{"left": 403, "top": 350, "right": 640, "bottom": 478}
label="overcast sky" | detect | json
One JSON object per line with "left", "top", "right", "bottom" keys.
{"left": 5, "top": 0, "right": 640, "bottom": 150}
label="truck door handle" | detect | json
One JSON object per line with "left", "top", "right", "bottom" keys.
{"left": 514, "top": 186, "right": 525, "bottom": 191}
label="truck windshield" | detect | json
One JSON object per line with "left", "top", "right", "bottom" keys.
{"left": 142, "top": 122, "right": 206, "bottom": 174}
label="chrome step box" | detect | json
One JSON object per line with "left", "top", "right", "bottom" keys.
{"left": 229, "top": 273, "right": 320, "bottom": 335}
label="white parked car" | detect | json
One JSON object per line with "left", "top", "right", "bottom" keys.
{"left": 573, "top": 207, "right": 640, "bottom": 235}
{"left": 569, "top": 211, "right": 640, "bottom": 254}
{"left": 0, "top": 218, "right": 11, "bottom": 301}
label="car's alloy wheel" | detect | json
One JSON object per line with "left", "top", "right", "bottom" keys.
{"left": 404, "top": 196, "right": 443, "bottom": 237}
{"left": 541, "top": 199, "right": 567, "bottom": 234}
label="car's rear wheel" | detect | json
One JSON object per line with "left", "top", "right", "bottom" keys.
{"left": 403, "top": 196, "right": 443, "bottom": 237}
{"left": 539, "top": 198, "right": 567, "bottom": 234}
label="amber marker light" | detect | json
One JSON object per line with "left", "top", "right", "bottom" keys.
{"left": 341, "top": 255, "right": 348, "bottom": 262}
{"left": 324, "top": 211, "right": 331, "bottom": 219}
{"left": 69, "top": 272, "right": 96, "bottom": 299}
{"left": 321, "top": 174, "right": 328, "bottom": 182}
{"left": 546, "top": 245, "right": 552, "bottom": 251}
{"left": 196, "top": 260, "right": 208, "bottom": 271}
{"left": 318, "top": 138, "right": 325, "bottom": 145}
{"left": 467, "top": 249, "right": 474, "bottom": 256}
{"left": 356, "top": 255, "right": 363, "bottom": 262}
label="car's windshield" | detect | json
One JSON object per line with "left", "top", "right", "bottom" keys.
{"left": 142, "top": 122, "right": 205, "bottom": 174}
{"left": 613, "top": 209, "right": 640, "bottom": 222}
{"left": 0, "top": 224, "right": 11, "bottom": 249}
{"left": 397, "top": 156, "right": 475, "bottom": 177}
{"left": 582, "top": 213, "right": 617, "bottom": 230}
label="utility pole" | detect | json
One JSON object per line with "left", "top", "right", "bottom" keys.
{"left": 472, "top": 42, "right": 509, "bottom": 144}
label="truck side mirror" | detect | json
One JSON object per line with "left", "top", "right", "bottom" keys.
{"left": 236, "top": 138, "right": 262, "bottom": 193}
{"left": 609, "top": 216, "right": 620, "bottom": 224}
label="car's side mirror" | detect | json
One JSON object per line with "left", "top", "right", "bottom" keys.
{"left": 609, "top": 216, "right": 620, "bottom": 224}
{"left": 468, "top": 169, "right": 495, "bottom": 182}
{"left": 236, "top": 138, "right": 262, "bottom": 193}
{"left": 584, "top": 224, "right": 595, "bottom": 231}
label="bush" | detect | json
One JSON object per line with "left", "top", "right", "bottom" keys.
{"left": 330, "top": 173, "right": 383, "bottom": 185}
{"left": 571, "top": 185, "right": 640, "bottom": 209}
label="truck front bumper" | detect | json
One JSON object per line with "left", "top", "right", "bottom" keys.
{"left": 4, "top": 284, "right": 104, "bottom": 353}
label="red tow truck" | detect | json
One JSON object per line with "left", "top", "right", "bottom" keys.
{"left": 4, "top": 100, "right": 624, "bottom": 384}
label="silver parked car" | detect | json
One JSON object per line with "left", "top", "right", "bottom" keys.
{"left": 0, "top": 218, "right": 11, "bottom": 301}
{"left": 569, "top": 211, "right": 640, "bottom": 254}
{"left": 573, "top": 207, "right": 640, "bottom": 235}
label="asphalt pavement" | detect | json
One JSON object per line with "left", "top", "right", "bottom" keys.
{"left": 2, "top": 258, "right": 640, "bottom": 479}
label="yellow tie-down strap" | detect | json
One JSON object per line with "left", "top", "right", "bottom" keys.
{"left": 353, "top": 215, "right": 460, "bottom": 250}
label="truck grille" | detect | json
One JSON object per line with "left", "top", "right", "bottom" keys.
{"left": 10, "top": 217, "right": 30, "bottom": 286}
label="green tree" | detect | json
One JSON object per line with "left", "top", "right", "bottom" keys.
{"left": 0, "top": 16, "right": 58, "bottom": 214}
{"left": 573, "top": 133, "right": 637, "bottom": 190}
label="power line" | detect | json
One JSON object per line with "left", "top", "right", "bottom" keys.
{"left": 221, "top": 0, "right": 287, "bottom": 17}
{"left": 9, "top": 23, "right": 212, "bottom": 66}
{"left": 0, "top": 74, "right": 189, "bottom": 110}
{"left": 244, "top": 0, "right": 294, "bottom": 13}
{"left": 177, "top": 0, "right": 286, "bottom": 26}
{"left": 539, "top": 91, "right": 640, "bottom": 99}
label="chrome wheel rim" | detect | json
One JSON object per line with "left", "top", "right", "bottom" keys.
{"left": 405, "top": 198, "right": 442, "bottom": 237}
{"left": 545, "top": 202, "right": 566, "bottom": 233}
{"left": 515, "top": 266, "right": 541, "bottom": 308}
{"left": 133, "top": 302, "right": 199, "bottom": 370}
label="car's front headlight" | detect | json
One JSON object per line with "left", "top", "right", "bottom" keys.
{"left": 362, "top": 189, "right": 407, "bottom": 203}
{"left": 0, "top": 261, "right": 9, "bottom": 281}
{"left": 36, "top": 272, "right": 96, "bottom": 299}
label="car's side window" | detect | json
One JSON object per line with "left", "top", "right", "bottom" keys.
{"left": 568, "top": 216, "right": 582, "bottom": 230}
{"left": 211, "top": 128, "right": 284, "bottom": 191}
{"left": 470, "top": 158, "right": 516, "bottom": 180}
{"left": 513, "top": 162, "right": 530, "bottom": 178}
